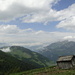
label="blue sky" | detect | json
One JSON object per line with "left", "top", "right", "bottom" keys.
{"left": 53, "top": 0, "right": 75, "bottom": 11}
{"left": 0, "top": 0, "right": 75, "bottom": 49}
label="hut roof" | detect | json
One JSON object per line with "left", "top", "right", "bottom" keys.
{"left": 57, "top": 55, "right": 75, "bottom": 62}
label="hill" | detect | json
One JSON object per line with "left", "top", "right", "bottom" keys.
{"left": 38, "top": 40, "right": 75, "bottom": 61}
{"left": 0, "top": 46, "right": 52, "bottom": 68}
{"left": 0, "top": 50, "right": 40, "bottom": 75}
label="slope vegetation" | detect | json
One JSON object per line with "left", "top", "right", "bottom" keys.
{"left": 0, "top": 50, "right": 39, "bottom": 75}
{"left": 10, "top": 66, "right": 75, "bottom": 75}
{"left": 8, "top": 46, "right": 52, "bottom": 67}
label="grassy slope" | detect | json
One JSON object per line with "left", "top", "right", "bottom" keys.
{"left": 0, "top": 50, "right": 43, "bottom": 75}
{"left": 8, "top": 46, "right": 52, "bottom": 67}
{"left": 10, "top": 66, "right": 75, "bottom": 75}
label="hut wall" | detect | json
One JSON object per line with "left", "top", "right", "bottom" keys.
{"left": 72, "top": 58, "right": 75, "bottom": 66}
{"left": 57, "top": 62, "right": 73, "bottom": 69}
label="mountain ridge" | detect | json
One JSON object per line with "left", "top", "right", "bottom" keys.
{"left": 37, "top": 40, "right": 75, "bottom": 61}
{"left": 0, "top": 46, "right": 52, "bottom": 67}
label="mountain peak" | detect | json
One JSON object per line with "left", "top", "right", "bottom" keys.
{"left": 38, "top": 40, "right": 75, "bottom": 61}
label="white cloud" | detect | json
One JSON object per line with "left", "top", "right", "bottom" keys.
{"left": 0, "top": 25, "right": 75, "bottom": 48}
{"left": 0, "top": 0, "right": 75, "bottom": 29}
{"left": 35, "top": 30, "right": 45, "bottom": 35}
{"left": 0, "top": 0, "right": 59, "bottom": 11}
{"left": 56, "top": 4, "right": 75, "bottom": 31}
{"left": 17, "top": 1, "right": 75, "bottom": 27}
{"left": 63, "top": 36, "right": 73, "bottom": 39}
{"left": 0, "top": 0, "right": 14, "bottom": 11}
{"left": 63, "top": 36, "right": 75, "bottom": 41}
{"left": 56, "top": 16, "right": 75, "bottom": 31}
{"left": 0, "top": 47, "right": 11, "bottom": 52}
{"left": 0, "top": 25, "right": 20, "bottom": 34}
{"left": 0, "top": 0, "right": 60, "bottom": 22}
{"left": 22, "top": 9, "right": 58, "bottom": 23}
{"left": 0, "top": 25, "right": 34, "bottom": 34}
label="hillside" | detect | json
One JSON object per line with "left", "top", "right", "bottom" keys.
{"left": 0, "top": 46, "right": 52, "bottom": 68}
{"left": 38, "top": 40, "right": 75, "bottom": 61}
{"left": 0, "top": 50, "right": 40, "bottom": 75}
{"left": 10, "top": 66, "right": 75, "bottom": 75}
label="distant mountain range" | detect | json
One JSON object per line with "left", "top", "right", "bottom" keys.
{"left": 0, "top": 46, "right": 52, "bottom": 75}
{"left": 37, "top": 40, "right": 75, "bottom": 62}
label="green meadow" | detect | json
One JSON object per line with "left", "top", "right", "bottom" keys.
{"left": 10, "top": 66, "right": 75, "bottom": 75}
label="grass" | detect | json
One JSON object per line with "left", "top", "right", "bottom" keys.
{"left": 10, "top": 66, "right": 75, "bottom": 75}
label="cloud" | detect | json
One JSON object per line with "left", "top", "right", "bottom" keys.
{"left": 0, "top": 0, "right": 60, "bottom": 22}
{"left": 0, "top": 25, "right": 20, "bottom": 34}
{"left": 35, "top": 30, "right": 45, "bottom": 35}
{"left": 63, "top": 36, "right": 75, "bottom": 41}
{"left": 22, "top": 9, "right": 58, "bottom": 23}
{"left": 56, "top": 4, "right": 75, "bottom": 31}
{"left": 0, "top": 0, "right": 75, "bottom": 29}
{"left": 63, "top": 36, "right": 73, "bottom": 39}
{"left": 0, "top": 25, "right": 34, "bottom": 34}
{"left": 0, "top": 25, "right": 75, "bottom": 48}
{"left": 0, "top": 47, "right": 11, "bottom": 52}
{"left": 56, "top": 16, "right": 75, "bottom": 31}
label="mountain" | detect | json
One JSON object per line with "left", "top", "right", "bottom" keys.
{"left": 38, "top": 40, "right": 75, "bottom": 62}
{"left": 0, "top": 46, "right": 52, "bottom": 68}
{"left": 0, "top": 50, "right": 40, "bottom": 75}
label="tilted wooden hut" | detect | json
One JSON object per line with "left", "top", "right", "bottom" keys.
{"left": 57, "top": 55, "right": 75, "bottom": 69}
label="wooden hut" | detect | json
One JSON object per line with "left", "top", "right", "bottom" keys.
{"left": 57, "top": 55, "right": 75, "bottom": 69}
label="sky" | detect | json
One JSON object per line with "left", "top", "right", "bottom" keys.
{"left": 0, "top": 0, "right": 75, "bottom": 50}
